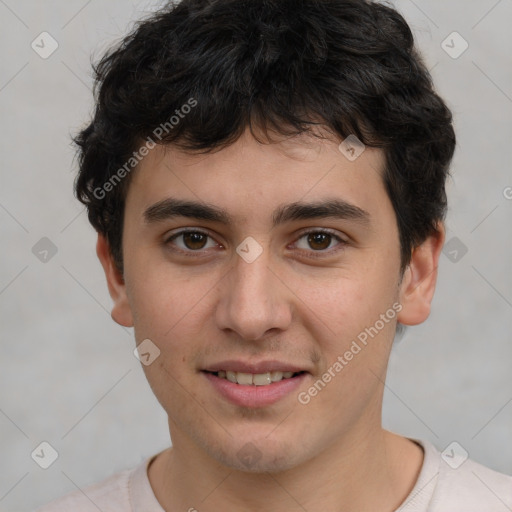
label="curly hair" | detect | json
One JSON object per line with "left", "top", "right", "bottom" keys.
{"left": 74, "top": 0, "right": 456, "bottom": 275}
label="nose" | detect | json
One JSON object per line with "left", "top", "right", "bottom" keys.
{"left": 214, "top": 245, "right": 293, "bottom": 341}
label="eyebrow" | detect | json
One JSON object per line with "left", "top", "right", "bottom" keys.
{"left": 143, "top": 197, "right": 371, "bottom": 228}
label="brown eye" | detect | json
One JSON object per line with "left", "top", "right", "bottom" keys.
{"left": 165, "top": 230, "right": 218, "bottom": 252}
{"left": 307, "top": 232, "right": 332, "bottom": 251}
{"left": 182, "top": 232, "right": 208, "bottom": 250}
{"left": 293, "top": 229, "right": 346, "bottom": 256}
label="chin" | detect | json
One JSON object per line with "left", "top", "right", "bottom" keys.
{"left": 206, "top": 437, "right": 308, "bottom": 474}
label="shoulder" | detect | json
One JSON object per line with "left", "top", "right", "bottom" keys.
{"left": 34, "top": 465, "right": 135, "bottom": 512}
{"left": 432, "top": 453, "right": 512, "bottom": 510}
{"left": 418, "top": 439, "right": 512, "bottom": 511}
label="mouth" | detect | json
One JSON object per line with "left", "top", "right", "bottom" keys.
{"left": 203, "top": 370, "right": 306, "bottom": 386}
{"left": 201, "top": 365, "right": 309, "bottom": 408}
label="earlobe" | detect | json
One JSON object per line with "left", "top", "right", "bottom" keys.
{"left": 397, "top": 223, "right": 445, "bottom": 326}
{"left": 96, "top": 234, "right": 134, "bottom": 327}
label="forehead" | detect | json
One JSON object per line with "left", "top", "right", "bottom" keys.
{"left": 124, "top": 128, "right": 390, "bottom": 228}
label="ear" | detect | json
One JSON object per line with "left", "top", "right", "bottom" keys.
{"left": 397, "top": 222, "right": 445, "bottom": 326}
{"left": 96, "top": 234, "right": 133, "bottom": 327}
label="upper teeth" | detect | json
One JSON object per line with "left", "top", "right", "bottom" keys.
{"left": 217, "top": 370, "right": 295, "bottom": 386}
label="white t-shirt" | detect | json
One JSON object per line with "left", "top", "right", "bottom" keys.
{"left": 35, "top": 439, "right": 512, "bottom": 511}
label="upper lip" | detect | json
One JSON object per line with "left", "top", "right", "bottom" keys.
{"left": 202, "top": 360, "right": 309, "bottom": 374}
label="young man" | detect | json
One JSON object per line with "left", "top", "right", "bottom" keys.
{"left": 37, "top": 0, "right": 512, "bottom": 510}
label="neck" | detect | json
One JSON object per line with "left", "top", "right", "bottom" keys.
{"left": 148, "top": 424, "right": 423, "bottom": 512}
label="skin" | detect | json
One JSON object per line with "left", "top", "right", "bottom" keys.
{"left": 97, "top": 127, "right": 445, "bottom": 512}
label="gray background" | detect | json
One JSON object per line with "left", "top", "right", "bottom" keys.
{"left": 1, "top": 0, "right": 511, "bottom": 510}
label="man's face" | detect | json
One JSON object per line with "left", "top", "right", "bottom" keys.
{"left": 117, "top": 129, "right": 407, "bottom": 471}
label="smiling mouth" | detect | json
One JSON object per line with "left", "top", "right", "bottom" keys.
{"left": 203, "top": 370, "right": 306, "bottom": 386}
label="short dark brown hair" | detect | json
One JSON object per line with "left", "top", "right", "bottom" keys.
{"left": 74, "top": 0, "right": 456, "bottom": 274}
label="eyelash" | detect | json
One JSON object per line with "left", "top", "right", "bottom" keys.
{"left": 164, "top": 228, "right": 347, "bottom": 258}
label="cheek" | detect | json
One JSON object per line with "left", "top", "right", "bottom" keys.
{"left": 291, "top": 268, "right": 396, "bottom": 341}
{"left": 126, "top": 256, "right": 213, "bottom": 338}
{"left": 289, "top": 266, "right": 400, "bottom": 415}
{"left": 295, "top": 280, "right": 398, "bottom": 426}
{"left": 141, "top": 356, "right": 206, "bottom": 434}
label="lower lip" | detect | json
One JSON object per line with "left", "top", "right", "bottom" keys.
{"left": 202, "top": 371, "right": 308, "bottom": 408}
